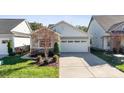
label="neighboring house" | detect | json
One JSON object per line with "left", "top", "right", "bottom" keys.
{"left": 0, "top": 19, "right": 32, "bottom": 55}
{"left": 50, "top": 21, "right": 90, "bottom": 52}
{"left": 31, "top": 27, "right": 60, "bottom": 50}
{"left": 88, "top": 15, "right": 124, "bottom": 53}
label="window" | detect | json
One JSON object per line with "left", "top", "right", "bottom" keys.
{"left": 81, "top": 41, "right": 86, "bottom": 43}
{"left": 68, "top": 41, "right": 73, "bottom": 43}
{"left": 2, "top": 40, "right": 8, "bottom": 44}
{"left": 61, "top": 41, "right": 67, "bottom": 43}
{"left": 39, "top": 40, "right": 51, "bottom": 47}
{"left": 75, "top": 41, "right": 80, "bottom": 43}
{"left": 39, "top": 40, "right": 45, "bottom": 47}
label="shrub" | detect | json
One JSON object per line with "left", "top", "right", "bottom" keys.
{"left": 113, "top": 48, "right": 117, "bottom": 54}
{"left": 30, "top": 49, "right": 45, "bottom": 57}
{"left": 9, "top": 52, "right": 16, "bottom": 56}
{"left": 15, "top": 47, "right": 23, "bottom": 54}
{"left": 36, "top": 55, "right": 44, "bottom": 64}
{"left": 15, "top": 45, "right": 30, "bottom": 55}
{"left": 41, "top": 52, "right": 45, "bottom": 57}
{"left": 48, "top": 49, "right": 54, "bottom": 57}
{"left": 30, "top": 49, "right": 37, "bottom": 57}
{"left": 44, "top": 59, "right": 49, "bottom": 64}
{"left": 53, "top": 42, "right": 60, "bottom": 56}
{"left": 90, "top": 47, "right": 105, "bottom": 52}
{"left": 7, "top": 40, "right": 13, "bottom": 56}
{"left": 22, "top": 45, "right": 30, "bottom": 53}
{"left": 52, "top": 55, "right": 59, "bottom": 62}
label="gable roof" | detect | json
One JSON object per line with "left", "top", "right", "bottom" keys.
{"left": 52, "top": 21, "right": 87, "bottom": 34}
{"left": 0, "top": 19, "right": 25, "bottom": 34}
{"left": 32, "top": 26, "right": 60, "bottom": 36}
{"left": 55, "top": 21, "right": 75, "bottom": 28}
{"left": 55, "top": 21, "right": 80, "bottom": 30}
{"left": 93, "top": 15, "right": 124, "bottom": 31}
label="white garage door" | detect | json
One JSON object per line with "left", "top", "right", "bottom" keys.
{"left": 13, "top": 37, "right": 30, "bottom": 47}
{"left": 61, "top": 39, "right": 88, "bottom": 52}
{"left": 0, "top": 39, "right": 8, "bottom": 55}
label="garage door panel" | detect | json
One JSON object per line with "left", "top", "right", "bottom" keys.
{"left": 61, "top": 39, "right": 88, "bottom": 52}
{"left": 14, "top": 37, "right": 30, "bottom": 47}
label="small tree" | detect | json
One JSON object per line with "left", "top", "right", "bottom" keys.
{"left": 7, "top": 40, "right": 13, "bottom": 56}
{"left": 54, "top": 42, "right": 60, "bottom": 56}
{"left": 30, "top": 22, "right": 43, "bottom": 31}
{"left": 76, "top": 25, "right": 88, "bottom": 32}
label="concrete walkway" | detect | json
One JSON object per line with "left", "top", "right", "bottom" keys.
{"left": 59, "top": 53, "right": 124, "bottom": 78}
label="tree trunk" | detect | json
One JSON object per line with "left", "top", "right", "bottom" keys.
{"left": 44, "top": 28, "right": 49, "bottom": 61}
{"left": 44, "top": 47, "right": 48, "bottom": 60}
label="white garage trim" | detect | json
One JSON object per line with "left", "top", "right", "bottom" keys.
{"left": 60, "top": 39, "right": 88, "bottom": 52}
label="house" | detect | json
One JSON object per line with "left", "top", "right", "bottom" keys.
{"left": 31, "top": 27, "right": 60, "bottom": 50}
{"left": 88, "top": 15, "right": 124, "bottom": 53}
{"left": 50, "top": 21, "right": 90, "bottom": 52}
{"left": 0, "top": 19, "right": 32, "bottom": 55}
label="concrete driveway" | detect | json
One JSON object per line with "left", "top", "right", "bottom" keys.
{"left": 59, "top": 52, "right": 124, "bottom": 78}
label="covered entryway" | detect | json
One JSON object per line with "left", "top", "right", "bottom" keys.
{"left": 0, "top": 38, "right": 8, "bottom": 55}
{"left": 108, "top": 22, "right": 124, "bottom": 53}
{"left": 61, "top": 39, "right": 88, "bottom": 52}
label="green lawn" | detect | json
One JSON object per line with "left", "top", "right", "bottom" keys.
{"left": 91, "top": 49, "right": 124, "bottom": 72}
{"left": 0, "top": 55, "right": 59, "bottom": 78}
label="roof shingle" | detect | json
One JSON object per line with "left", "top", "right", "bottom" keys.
{"left": 93, "top": 15, "right": 124, "bottom": 31}
{"left": 0, "top": 19, "right": 24, "bottom": 34}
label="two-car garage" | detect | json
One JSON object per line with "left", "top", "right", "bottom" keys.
{"left": 60, "top": 38, "right": 89, "bottom": 52}
{"left": 52, "top": 21, "right": 90, "bottom": 53}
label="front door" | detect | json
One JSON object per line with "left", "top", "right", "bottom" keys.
{"left": 112, "top": 37, "right": 121, "bottom": 53}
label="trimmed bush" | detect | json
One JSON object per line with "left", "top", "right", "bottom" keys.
{"left": 7, "top": 40, "right": 13, "bottom": 56}
{"left": 30, "top": 49, "right": 45, "bottom": 57}
{"left": 52, "top": 55, "right": 59, "bottom": 62}
{"left": 53, "top": 42, "right": 60, "bottom": 56}
{"left": 44, "top": 59, "right": 49, "bottom": 64}
{"left": 15, "top": 47, "right": 23, "bottom": 54}
{"left": 36, "top": 55, "right": 44, "bottom": 65}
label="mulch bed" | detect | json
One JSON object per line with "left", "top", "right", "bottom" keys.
{"left": 47, "top": 62, "right": 59, "bottom": 67}
{"left": 28, "top": 55, "right": 59, "bottom": 67}
{"left": 35, "top": 61, "right": 59, "bottom": 67}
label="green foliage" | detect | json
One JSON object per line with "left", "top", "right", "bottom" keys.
{"left": 53, "top": 42, "right": 60, "bottom": 56}
{"left": 0, "top": 56, "right": 59, "bottom": 78}
{"left": 36, "top": 55, "right": 43, "bottom": 63}
{"left": 30, "top": 22, "right": 43, "bottom": 31}
{"left": 7, "top": 40, "right": 13, "bottom": 56}
{"left": 76, "top": 25, "right": 88, "bottom": 32}
{"left": 91, "top": 48, "right": 124, "bottom": 72}
{"left": 52, "top": 55, "right": 59, "bottom": 62}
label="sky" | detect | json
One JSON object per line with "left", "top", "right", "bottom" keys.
{"left": 0, "top": 15, "right": 92, "bottom": 27}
